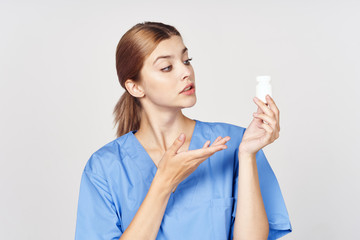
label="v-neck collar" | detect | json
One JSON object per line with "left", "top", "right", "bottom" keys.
{"left": 129, "top": 119, "right": 199, "bottom": 181}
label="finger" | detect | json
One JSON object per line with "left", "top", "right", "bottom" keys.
{"left": 256, "top": 106, "right": 264, "bottom": 114}
{"left": 191, "top": 144, "right": 227, "bottom": 160}
{"left": 211, "top": 136, "right": 231, "bottom": 146}
{"left": 193, "top": 145, "right": 228, "bottom": 165}
{"left": 265, "top": 95, "right": 280, "bottom": 124}
{"left": 253, "top": 96, "right": 275, "bottom": 119}
{"left": 253, "top": 106, "right": 265, "bottom": 124}
{"left": 219, "top": 136, "right": 231, "bottom": 145}
{"left": 202, "top": 140, "right": 211, "bottom": 148}
{"left": 169, "top": 133, "right": 186, "bottom": 155}
{"left": 183, "top": 140, "right": 226, "bottom": 160}
{"left": 261, "top": 122, "right": 275, "bottom": 142}
{"left": 253, "top": 113, "right": 276, "bottom": 128}
{"left": 264, "top": 95, "right": 280, "bottom": 132}
{"left": 212, "top": 136, "right": 222, "bottom": 145}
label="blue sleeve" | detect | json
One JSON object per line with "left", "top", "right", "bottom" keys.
{"left": 75, "top": 164, "right": 123, "bottom": 240}
{"left": 230, "top": 147, "right": 292, "bottom": 240}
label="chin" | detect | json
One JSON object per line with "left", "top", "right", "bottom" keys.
{"left": 181, "top": 97, "right": 197, "bottom": 108}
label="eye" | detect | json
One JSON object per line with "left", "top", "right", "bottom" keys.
{"left": 161, "top": 65, "right": 172, "bottom": 72}
{"left": 161, "top": 58, "right": 193, "bottom": 72}
{"left": 184, "top": 57, "right": 193, "bottom": 65}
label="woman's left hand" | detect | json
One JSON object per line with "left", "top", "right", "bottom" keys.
{"left": 239, "top": 95, "right": 280, "bottom": 156}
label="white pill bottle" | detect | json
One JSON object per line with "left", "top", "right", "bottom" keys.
{"left": 256, "top": 75, "right": 272, "bottom": 104}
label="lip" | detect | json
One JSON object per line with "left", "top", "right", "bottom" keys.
{"left": 180, "top": 83, "right": 195, "bottom": 93}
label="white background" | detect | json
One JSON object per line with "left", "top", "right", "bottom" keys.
{"left": 1, "top": 0, "right": 359, "bottom": 239}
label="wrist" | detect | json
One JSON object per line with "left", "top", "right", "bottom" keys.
{"left": 238, "top": 152, "right": 256, "bottom": 161}
{"left": 238, "top": 147, "right": 257, "bottom": 160}
{"left": 153, "top": 170, "right": 174, "bottom": 195}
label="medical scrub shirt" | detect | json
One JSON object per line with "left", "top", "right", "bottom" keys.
{"left": 75, "top": 119, "right": 292, "bottom": 240}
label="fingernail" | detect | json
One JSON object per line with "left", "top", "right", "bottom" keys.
{"left": 178, "top": 133, "right": 184, "bottom": 141}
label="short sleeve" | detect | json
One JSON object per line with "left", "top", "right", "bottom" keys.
{"left": 230, "top": 147, "right": 292, "bottom": 240}
{"left": 75, "top": 167, "right": 123, "bottom": 240}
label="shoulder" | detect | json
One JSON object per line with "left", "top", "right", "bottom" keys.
{"left": 83, "top": 131, "right": 133, "bottom": 178}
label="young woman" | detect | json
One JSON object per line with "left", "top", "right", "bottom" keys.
{"left": 75, "top": 21, "right": 292, "bottom": 240}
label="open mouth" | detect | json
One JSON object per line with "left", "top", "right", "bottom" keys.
{"left": 183, "top": 86, "right": 193, "bottom": 92}
{"left": 180, "top": 83, "right": 195, "bottom": 93}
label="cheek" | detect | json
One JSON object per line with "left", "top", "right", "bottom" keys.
{"left": 146, "top": 78, "right": 178, "bottom": 102}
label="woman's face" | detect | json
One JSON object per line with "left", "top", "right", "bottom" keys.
{"left": 138, "top": 35, "right": 196, "bottom": 109}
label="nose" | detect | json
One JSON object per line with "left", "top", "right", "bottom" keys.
{"left": 181, "top": 63, "right": 192, "bottom": 81}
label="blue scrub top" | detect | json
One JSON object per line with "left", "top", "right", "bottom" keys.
{"left": 75, "top": 119, "right": 292, "bottom": 240}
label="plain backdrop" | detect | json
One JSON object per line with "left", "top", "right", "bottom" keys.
{"left": 1, "top": 0, "right": 359, "bottom": 239}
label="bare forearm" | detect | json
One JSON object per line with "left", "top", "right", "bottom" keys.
{"left": 233, "top": 152, "right": 269, "bottom": 240}
{"left": 120, "top": 172, "right": 172, "bottom": 240}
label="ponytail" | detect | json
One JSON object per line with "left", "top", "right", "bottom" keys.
{"left": 113, "top": 90, "right": 142, "bottom": 138}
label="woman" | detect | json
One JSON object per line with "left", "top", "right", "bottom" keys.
{"left": 75, "top": 21, "right": 292, "bottom": 240}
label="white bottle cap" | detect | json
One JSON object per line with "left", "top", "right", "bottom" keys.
{"left": 256, "top": 76, "right": 271, "bottom": 82}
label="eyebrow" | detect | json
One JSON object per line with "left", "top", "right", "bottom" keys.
{"left": 153, "top": 47, "right": 188, "bottom": 65}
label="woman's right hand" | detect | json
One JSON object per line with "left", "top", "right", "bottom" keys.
{"left": 157, "top": 133, "right": 231, "bottom": 193}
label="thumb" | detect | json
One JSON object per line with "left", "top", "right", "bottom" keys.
{"left": 257, "top": 106, "right": 263, "bottom": 114}
{"left": 169, "top": 133, "right": 186, "bottom": 155}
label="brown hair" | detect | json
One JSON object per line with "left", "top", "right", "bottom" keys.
{"left": 113, "top": 21, "right": 181, "bottom": 138}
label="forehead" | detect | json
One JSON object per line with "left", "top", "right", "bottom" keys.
{"left": 147, "top": 36, "right": 186, "bottom": 61}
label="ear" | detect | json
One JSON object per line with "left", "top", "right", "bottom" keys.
{"left": 125, "top": 79, "right": 145, "bottom": 98}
